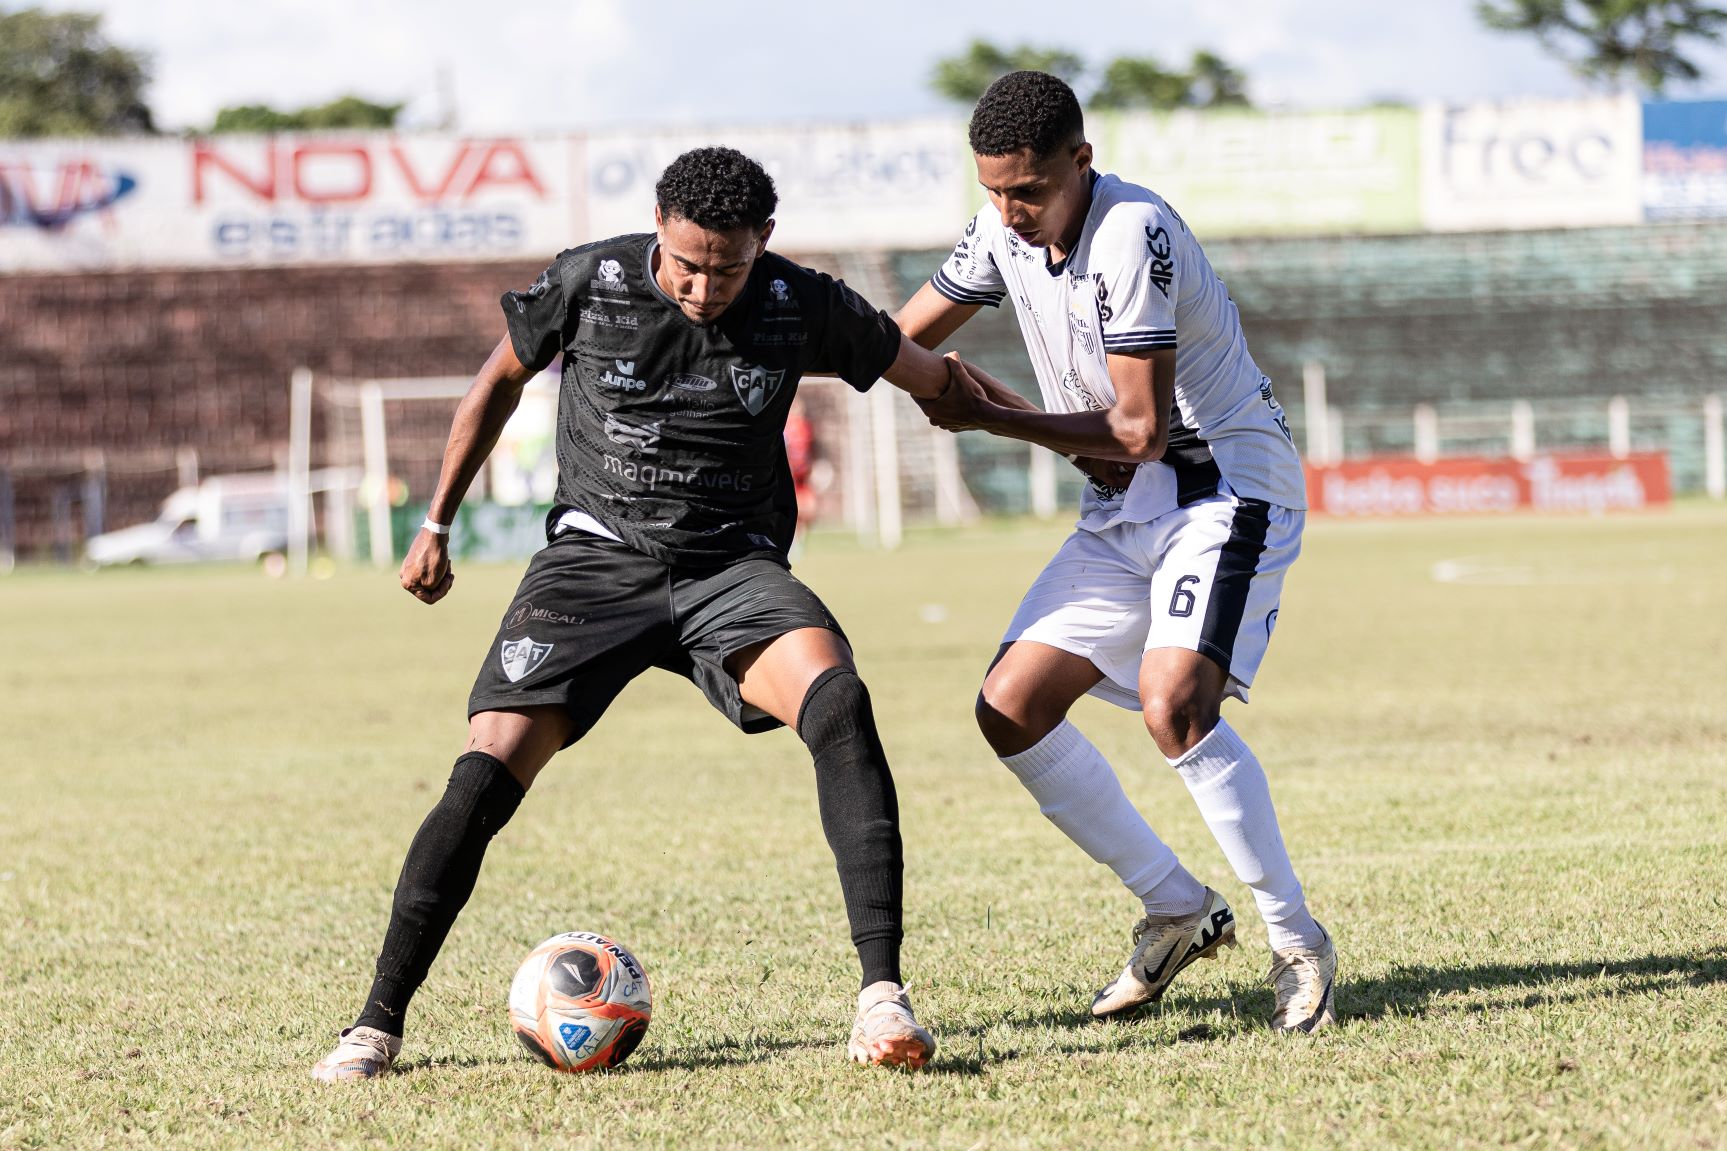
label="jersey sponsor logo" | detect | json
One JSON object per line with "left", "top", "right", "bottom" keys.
{"left": 1092, "top": 275, "right": 1114, "bottom": 323}
{"left": 1068, "top": 310, "right": 1098, "bottom": 356}
{"left": 1059, "top": 367, "right": 1104, "bottom": 412}
{"left": 730, "top": 364, "right": 786, "bottom": 416}
{"left": 598, "top": 358, "right": 647, "bottom": 391}
{"left": 767, "top": 278, "right": 796, "bottom": 306}
{"left": 591, "top": 258, "right": 627, "bottom": 294}
{"left": 603, "top": 454, "right": 754, "bottom": 492}
{"left": 578, "top": 306, "right": 638, "bottom": 329}
{"left": 1259, "top": 376, "right": 1293, "bottom": 442}
{"left": 500, "top": 636, "right": 553, "bottom": 682}
{"left": 667, "top": 373, "right": 717, "bottom": 393}
{"left": 604, "top": 412, "right": 661, "bottom": 454}
{"left": 1144, "top": 226, "right": 1175, "bottom": 298}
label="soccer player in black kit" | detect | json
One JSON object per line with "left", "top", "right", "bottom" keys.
{"left": 312, "top": 148, "right": 959, "bottom": 1078}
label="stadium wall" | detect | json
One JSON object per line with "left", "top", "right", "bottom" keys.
{"left": 6, "top": 218, "right": 1726, "bottom": 557}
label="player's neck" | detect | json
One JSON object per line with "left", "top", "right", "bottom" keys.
{"left": 1045, "top": 172, "right": 1095, "bottom": 264}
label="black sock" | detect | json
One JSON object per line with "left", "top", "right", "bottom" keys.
{"left": 354, "top": 752, "right": 526, "bottom": 1036}
{"left": 797, "top": 667, "right": 904, "bottom": 990}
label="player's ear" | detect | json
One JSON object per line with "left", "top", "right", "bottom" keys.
{"left": 1073, "top": 141, "right": 1093, "bottom": 176}
{"left": 653, "top": 204, "right": 666, "bottom": 235}
{"left": 756, "top": 218, "right": 775, "bottom": 255}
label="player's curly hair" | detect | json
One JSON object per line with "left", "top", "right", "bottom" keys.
{"left": 655, "top": 147, "right": 778, "bottom": 232}
{"left": 968, "top": 70, "right": 1086, "bottom": 159}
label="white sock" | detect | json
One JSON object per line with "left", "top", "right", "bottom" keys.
{"left": 1002, "top": 721, "right": 1205, "bottom": 918}
{"left": 1169, "top": 719, "right": 1324, "bottom": 951}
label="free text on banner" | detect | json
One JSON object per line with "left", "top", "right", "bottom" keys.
{"left": 1307, "top": 454, "right": 1671, "bottom": 516}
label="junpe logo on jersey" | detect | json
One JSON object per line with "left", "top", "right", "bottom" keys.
{"left": 599, "top": 359, "right": 647, "bottom": 392}
{"left": 500, "top": 636, "right": 552, "bottom": 683}
{"left": 730, "top": 364, "right": 786, "bottom": 416}
{"left": 1144, "top": 227, "right": 1174, "bottom": 298}
{"left": 604, "top": 413, "right": 661, "bottom": 454}
{"left": 592, "top": 258, "right": 627, "bottom": 293}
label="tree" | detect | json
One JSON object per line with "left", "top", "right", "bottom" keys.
{"left": 931, "top": 40, "right": 1087, "bottom": 105}
{"left": 0, "top": 7, "right": 154, "bottom": 137}
{"left": 931, "top": 40, "right": 1252, "bottom": 110}
{"left": 1477, "top": 0, "right": 1727, "bottom": 92}
{"left": 209, "top": 95, "right": 404, "bottom": 134}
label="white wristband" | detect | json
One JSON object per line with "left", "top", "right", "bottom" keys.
{"left": 421, "top": 518, "right": 451, "bottom": 536}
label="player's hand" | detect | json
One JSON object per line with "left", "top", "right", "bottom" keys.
{"left": 1072, "top": 456, "right": 1138, "bottom": 491}
{"left": 916, "top": 354, "right": 991, "bottom": 431}
{"left": 400, "top": 530, "right": 454, "bottom": 604}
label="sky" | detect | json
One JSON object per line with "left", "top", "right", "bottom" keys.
{"left": 44, "top": 0, "right": 1727, "bottom": 132}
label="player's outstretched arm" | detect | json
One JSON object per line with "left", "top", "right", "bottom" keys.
{"left": 877, "top": 332, "right": 962, "bottom": 401}
{"left": 928, "top": 350, "right": 1174, "bottom": 465}
{"left": 400, "top": 333, "right": 537, "bottom": 605}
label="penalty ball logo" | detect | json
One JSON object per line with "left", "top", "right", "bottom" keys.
{"left": 500, "top": 636, "right": 553, "bottom": 682}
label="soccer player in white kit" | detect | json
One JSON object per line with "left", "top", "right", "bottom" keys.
{"left": 902, "top": 71, "right": 1337, "bottom": 1031}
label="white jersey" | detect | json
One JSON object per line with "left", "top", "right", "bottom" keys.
{"left": 932, "top": 170, "right": 1306, "bottom": 526}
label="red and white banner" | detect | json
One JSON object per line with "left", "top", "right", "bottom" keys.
{"left": 0, "top": 134, "right": 578, "bottom": 270}
{"left": 1307, "top": 454, "right": 1671, "bottom": 516}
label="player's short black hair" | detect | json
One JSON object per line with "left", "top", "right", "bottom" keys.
{"left": 655, "top": 147, "right": 778, "bottom": 233}
{"left": 968, "top": 70, "right": 1086, "bottom": 159}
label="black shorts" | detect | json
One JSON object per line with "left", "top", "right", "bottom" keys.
{"left": 468, "top": 532, "right": 845, "bottom": 741}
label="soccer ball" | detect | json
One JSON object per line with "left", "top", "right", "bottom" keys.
{"left": 508, "top": 931, "right": 652, "bottom": 1072}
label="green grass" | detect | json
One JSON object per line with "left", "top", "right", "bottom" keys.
{"left": 3, "top": 506, "right": 1726, "bottom": 1150}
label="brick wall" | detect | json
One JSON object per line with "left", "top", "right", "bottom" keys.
{"left": 1, "top": 260, "right": 543, "bottom": 557}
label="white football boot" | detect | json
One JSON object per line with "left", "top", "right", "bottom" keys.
{"left": 1091, "top": 886, "right": 1238, "bottom": 1019}
{"left": 1268, "top": 924, "right": 1338, "bottom": 1033}
{"left": 310, "top": 1025, "right": 401, "bottom": 1082}
{"left": 847, "top": 981, "right": 936, "bottom": 1069}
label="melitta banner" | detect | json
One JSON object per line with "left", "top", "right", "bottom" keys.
{"left": 1643, "top": 100, "right": 1727, "bottom": 220}
{"left": 1094, "top": 106, "right": 1422, "bottom": 236}
{"left": 1307, "top": 454, "right": 1671, "bottom": 516}
{"left": 579, "top": 119, "right": 972, "bottom": 252}
{"left": 0, "top": 134, "right": 579, "bottom": 270}
{"left": 1420, "top": 96, "right": 1643, "bottom": 231}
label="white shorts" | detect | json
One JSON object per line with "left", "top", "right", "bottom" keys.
{"left": 1003, "top": 493, "right": 1303, "bottom": 709}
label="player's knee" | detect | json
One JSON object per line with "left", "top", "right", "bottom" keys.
{"left": 1141, "top": 688, "right": 1220, "bottom": 758}
{"left": 796, "top": 666, "right": 874, "bottom": 747}
{"left": 976, "top": 679, "right": 1063, "bottom": 757}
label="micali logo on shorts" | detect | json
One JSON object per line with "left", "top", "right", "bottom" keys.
{"left": 598, "top": 359, "right": 647, "bottom": 391}
{"left": 507, "top": 601, "right": 585, "bottom": 629}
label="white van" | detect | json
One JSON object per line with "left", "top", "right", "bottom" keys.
{"left": 85, "top": 473, "right": 290, "bottom": 567}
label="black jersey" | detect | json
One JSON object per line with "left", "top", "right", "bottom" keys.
{"left": 502, "top": 234, "right": 900, "bottom": 566}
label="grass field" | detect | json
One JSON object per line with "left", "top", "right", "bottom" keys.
{"left": 3, "top": 506, "right": 1726, "bottom": 1150}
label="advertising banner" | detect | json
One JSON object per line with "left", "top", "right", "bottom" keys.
{"left": 0, "top": 134, "right": 579, "bottom": 271}
{"left": 1096, "top": 107, "right": 1421, "bottom": 237}
{"left": 1307, "top": 454, "right": 1671, "bottom": 516}
{"left": 580, "top": 119, "right": 972, "bottom": 252}
{"left": 1642, "top": 99, "right": 1727, "bottom": 220}
{"left": 1420, "top": 96, "right": 1643, "bottom": 231}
